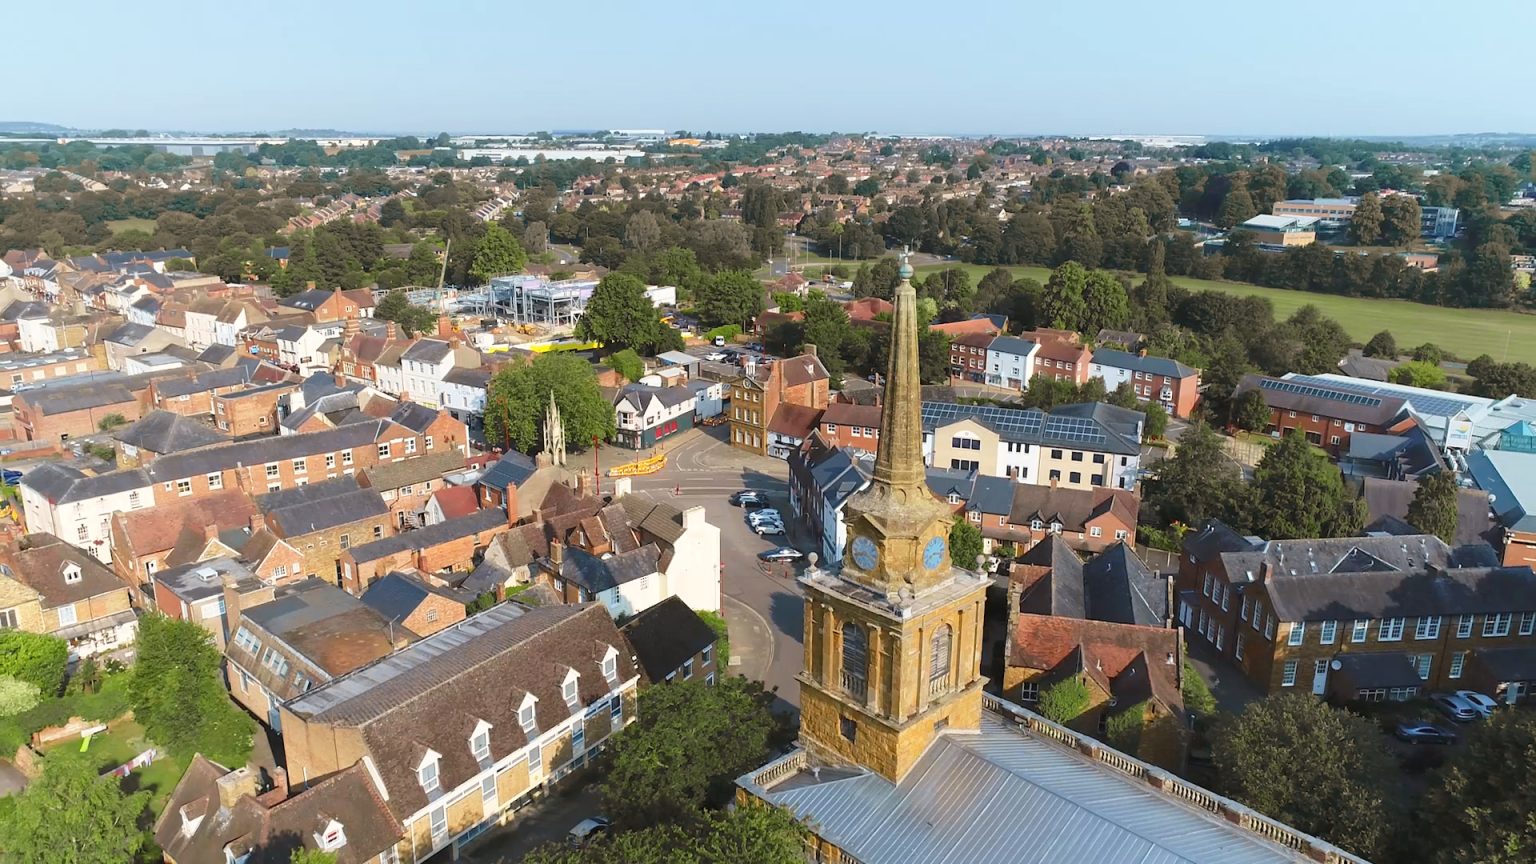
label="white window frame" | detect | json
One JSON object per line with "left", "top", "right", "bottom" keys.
{"left": 1281, "top": 659, "right": 1298, "bottom": 687}
{"left": 1352, "top": 619, "right": 1369, "bottom": 642}
{"left": 417, "top": 752, "right": 441, "bottom": 795}
{"left": 1457, "top": 614, "right": 1474, "bottom": 638}
{"left": 1521, "top": 612, "right": 1536, "bottom": 636}
{"left": 1240, "top": 595, "right": 1251, "bottom": 622}
{"left": 1288, "top": 622, "right": 1304, "bottom": 646}
{"left": 1415, "top": 616, "right": 1442, "bottom": 640}
{"left": 56, "top": 604, "right": 78, "bottom": 627}
{"left": 429, "top": 806, "right": 447, "bottom": 842}
{"left": 1320, "top": 620, "right": 1337, "bottom": 645}
{"left": 1378, "top": 617, "right": 1405, "bottom": 642}
{"left": 470, "top": 720, "right": 492, "bottom": 763}
{"left": 1484, "top": 613, "right": 1512, "bottom": 637}
{"left": 1449, "top": 651, "right": 1466, "bottom": 679}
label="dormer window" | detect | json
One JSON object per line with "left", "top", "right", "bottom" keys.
{"left": 601, "top": 645, "right": 619, "bottom": 683}
{"left": 470, "top": 719, "right": 492, "bottom": 763}
{"left": 518, "top": 692, "right": 538, "bottom": 732}
{"left": 416, "top": 750, "right": 441, "bottom": 795}
{"left": 562, "top": 667, "right": 580, "bottom": 706}
{"left": 316, "top": 819, "right": 347, "bottom": 852}
{"left": 62, "top": 562, "right": 82, "bottom": 585}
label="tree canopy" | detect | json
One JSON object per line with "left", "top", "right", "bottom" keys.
{"left": 1406, "top": 470, "right": 1460, "bottom": 545}
{"left": 1416, "top": 712, "right": 1536, "bottom": 864}
{"left": 522, "top": 805, "right": 806, "bottom": 864}
{"left": 1247, "top": 431, "right": 1364, "bottom": 540}
{"left": 0, "top": 632, "right": 68, "bottom": 696}
{"left": 696, "top": 270, "right": 764, "bottom": 330}
{"left": 1145, "top": 422, "right": 1246, "bottom": 529}
{"left": 577, "top": 273, "right": 669, "bottom": 353}
{"left": 0, "top": 749, "right": 150, "bottom": 864}
{"left": 468, "top": 222, "right": 527, "bottom": 284}
{"left": 1213, "top": 694, "right": 1397, "bottom": 860}
{"left": 128, "top": 615, "right": 254, "bottom": 766}
{"left": 600, "top": 677, "right": 780, "bottom": 830}
{"left": 483, "top": 353, "right": 616, "bottom": 453}
{"left": 949, "top": 517, "right": 983, "bottom": 569}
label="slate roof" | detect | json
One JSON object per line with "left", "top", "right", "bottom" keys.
{"left": 1234, "top": 374, "right": 1409, "bottom": 426}
{"left": 277, "top": 288, "right": 336, "bottom": 311}
{"left": 259, "top": 481, "right": 388, "bottom": 537}
{"left": 553, "top": 544, "right": 661, "bottom": 594}
{"left": 920, "top": 400, "right": 1143, "bottom": 456}
{"left": 401, "top": 339, "right": 452, "bottom": 364}
{"left": 619, "top": 595, "right": 718, "bottom": 684}
{"left": 21, "top": 462, "right": 151, "bottom": 504}
{"left": 1471, "top": 646, "right": 1536, "bottom": 681}
{"left": 1090, "top": 348, "right": 1197, "bottom": 379}
{"left": 614, "top": 383, "right": 693, "bottom": 414}
{"left": 1010, "top": 612, "right": 1183, "bottom": 714}
{"left": 19, "top": 382, "right": 136, "bottom": 415}
{"left": 1361, "top": 476, "right": 1493, "bottom": 547}
{"left": 1331, "top": 652, "right": 1425, "bottom": 691}
{"left": 442, "top": 366, "right": 490, "bottom": 389}
{"left": 479, "top": 450, "right": 536, "bottom": 493}
{"left": 988, "top": 335, "right": 1039, "bottom": 357}
{"left": 387, "top": 401, "right": 442, "bottom": 435}
{"left": 143, "top": 421, "right": 393, "bottom": 485}
{"left": 1083, "top": 543, "right": 1168, "bottom": 627}
{"left": 1016, "top": 535, "right": 1085, "bottom": 618}
{"left": 360, "top": 571, "right": 473, "bottom": 623}
{"left": 346, "top": 509, "right": 506, "bottom": 564}
{"left": 114, "top": 410, "right": 228, "bottom": 454}
{"left": 283, "top": 603, "right": 636, "bottom": 822}
{"left": 105, "top": 322, "right": 157, "bottom": 345}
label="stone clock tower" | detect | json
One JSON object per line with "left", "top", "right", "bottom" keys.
{"left": 797, "top": 252, "right": 990, "bottom": 782}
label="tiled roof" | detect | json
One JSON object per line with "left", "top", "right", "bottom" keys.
{"left": 360, "top": 451, "right": 465, "bottom": 491}
{"left": 114, "top": 410, "right": 229, "bottom": 454}
{"left": 620, "top": 595, "right": 718, "bottom": 683}
{"left": 346, "top": 508, "right": 506, "bottom": 564}
{"left": 5, "top": 533, "right": 123, "bottom": 607}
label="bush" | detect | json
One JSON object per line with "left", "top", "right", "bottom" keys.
{"left": 0, "top": 632, "right": 68, "bottom": 696}
{"left": 0, "top": 676, "right": 40, "bottom": 717}
{"left": 1037, "top": 676, "right": 1093, "bottom": 726}
{"left": 696, "top": 610, "right": 729, "bottom": 670}
{"left": 1182, "top": 659, "right": 1217, "bottom": 718}
{"left": 704, "top": 324, "right": 740, "bottom": 341}
{"left": 1105, "top": 701, "right": 1148, "bottom": 752}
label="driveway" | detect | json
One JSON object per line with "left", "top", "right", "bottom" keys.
{"left": 462, "top": 785, "right": 603, "bottom": 863}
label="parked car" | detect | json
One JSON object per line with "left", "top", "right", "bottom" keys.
{"left": 567, "top": 816, "right": 611, "bottom": 848}
{"left": 730, "top": 490, "right": 770, "bottom": 507}
{"left": 713, "top": 335, "right": 727, "bottom": 347}
{"left": 1454, "top": 690, "right": 1500, "bottom": 717}
{"left": 751, "top": 520, "right": 785, "bottom": 536}
{"left": 758, "top": 546, "right": 804, "bottom": 562}
{"left": 1394, "top": 722, "right": 1457, "bottom": 745}
{"left": 1430, "top": 692, "right": 1481, "bottom": 723}
{"left": 748, "top": 508, "right": 782, "bottom": 522}
{"left": 705, "top": 351, "right": 728, "bottom": 362}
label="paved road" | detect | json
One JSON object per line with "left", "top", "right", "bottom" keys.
{"left": 601, "top": 429, "right": 806, "bottom": 715}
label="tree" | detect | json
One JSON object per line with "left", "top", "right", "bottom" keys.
{"left": 577, "top": 273, "right": 662, "bottom": 352}
{"left": 290, "top": 851, "right": 338, "bottom": 864}
{"left": 378, "top": 198, "right": 407, "bottom": 228}
{"left": 1181, "top": 659, "right": 1216, "bottom": 719}
{"left": 1407, "top": 470, "right": 1460, "bottom": 545}
{"left": 374, "top": 290, "right": 438, "bottom": 336}
{"left": 601, "top": 677, "right": 778, "bottom": 829}
{"left": 129, "top": 615, "right": 254, "bottom": 766}
{"left": 483, "top": 353, "right": 616, "bottom": 453}
{"left": 696, "top": 270, "right": 764, "bottom": 331}
{"left": 1037, "top": 676, "right": 1093, "bottom": 726}
{"left": 1108, "top": 380, "right": 1139, "bottom": 410}
{"left": 0, "top": 749, "right": 150, "bottom": 864}
{"left": 0, "top": 631, "right": 68, "bottom": 695}
{"left": 469, "top": 222, "right": 527, "bottom": 284}
{"left": 1231, "top": 389, "right": 1272, "bottom": 433}
{"left": 1389, "top": 360, "right": 1448, "bottom": 389}
{"left": 1410, "top": 342, "right": 1445, "bottom": 365}
{"left": 1417, "top": 712, "right": 1536, "bottom": 864}
{"left": 1351, "top": 192, "right": 1384, "bottom": 245}
{"left": 1080, "top": 270, "right": 1130, "bottom": 335}
{"left": 522, "top": 221, "right": 549, "bottom": 255}
{"left": 625, "top": 210, "right": 662, "bottom": 251}
{"left": 1362, "top": 330, "right": 1397, "bottom": 359}
{"left": 1214, "top": 694, "right": 1397, "bottom": 859}
{"left": 695, "top": 610, "right": 729, "bottom": 670}
{"left": 522, "top": 806, "right": 806, "bottom": 864}
{"left": 1141, "top": 401, "right": 1168, "bottom": 440}
{"left": 1216, "top": 189, "right": 1257, "bottom": 228}
{"left": 1039, "top": 261, "right": 1090, "bottom": 331}
{"left": 1248, "top": 431, "right": 1360, "bottom": 540}
{"left": 1145, "top": 422, "right": 1246, "bottom": 528}
{"left": 1380, "top": 194, "right": 1422, "bottom": 247}
{"left": 606, "top": 348, "right": 644, "bottom": 382}
{"left": 949, "top": 517, "right": 983, "bottom": 570}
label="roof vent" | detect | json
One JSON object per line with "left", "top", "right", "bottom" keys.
{"left": 196, "top": 567, "right": 219, "bottom": 582}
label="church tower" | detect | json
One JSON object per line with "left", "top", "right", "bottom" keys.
{"left": 797, "top": 252, "right": 990, "bottom": 782}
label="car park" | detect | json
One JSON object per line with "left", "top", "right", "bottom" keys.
{"left": 748, "top": 509, "right": 783, "bottom": 525}
{"left": 1454, "top": 690, "right": 1499, "bottom": 717}
{"left": 751, "top": 519, "right": 785, "bottom": 536}
{"left": 1430, "top": 692, "right": 1481, "bottom": 722}
{"left": 1394, "top": 722, "right": 1457, "bottom": 745}
{"left": 758, "top": 546, "right": 804, "bottom": 562}
{"left": 567, "top": 816, "right": 611, "bottom": 848}
{"left": 705, "top": 351, "right": 728, "bottom": 362}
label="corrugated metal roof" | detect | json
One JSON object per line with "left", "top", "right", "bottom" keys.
{"left": 767, "top": 716, "right": 1316, "bottom": 864}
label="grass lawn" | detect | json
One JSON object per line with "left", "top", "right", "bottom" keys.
{"left": 104, "top": 218, "right": 157, "bottom": 237}
{"left": 44, "top": 720, "right": 186, "bottom": 813}
{"left": 913, "top": 262, "right": 1536, "bottom": 366}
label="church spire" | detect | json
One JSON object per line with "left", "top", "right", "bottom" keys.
{"left": 871, "top": 249, "right": 926, "bottom": 503}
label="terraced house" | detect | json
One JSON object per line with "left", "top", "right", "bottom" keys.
{"left": 277, "top": 602, "right": 638, "bottom": 863}
{"left": 1179, "top": 521, "right": 1536, "bottom": 704}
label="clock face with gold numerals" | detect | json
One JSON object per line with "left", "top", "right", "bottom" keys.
{"left": 851, "top": 535, "right": 878, "bottom": 570}
{"left": 923, "top": 536, "right": 946, "bottom": 569}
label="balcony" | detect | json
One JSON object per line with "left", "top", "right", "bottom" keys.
{"left": 840, "top": 672, "right": 867, "bottom": 701}
{"left": 928, "top": 676, "right": 948, "bottom": 700}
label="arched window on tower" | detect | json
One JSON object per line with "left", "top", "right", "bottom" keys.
{"left": 841, "top": 621, "right": 868, "bottom": 701}
{"left": 929, "top": 624, "right": 952, "bottom": 698}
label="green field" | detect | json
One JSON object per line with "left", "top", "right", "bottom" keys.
{"left": 914, "top": 263, "right": 1536, "bottom": 365}
{"left": 104, "top": 218, "right": 156, "bottom": 236}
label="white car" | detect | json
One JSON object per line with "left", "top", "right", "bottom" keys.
{"left": 1454, "top": 690, "right": 1499, "bottom": 717}
{"left": 751, "top": 519, "right": 785, "bottom": 536}
{"left": 705, "top": 351, "right": 728, "bottom": 362}
{"left": 748, "top": 509, "right": 783, "bottom": 524}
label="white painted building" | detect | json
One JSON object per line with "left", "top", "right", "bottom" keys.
{"left": 985, "top": 336, "right": 1039, "bottom": 391}
{"left": 16, "top": 313, "right": 61, "bottom": 353}
{"left": 400, "top": 340, "right": 456, "bottom": 408}
{"left": 19, "top": 463, "right": 154, "bottom": 563}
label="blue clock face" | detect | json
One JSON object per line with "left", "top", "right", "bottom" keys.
{"left": 923, "top": 536, "right": 946, "bottom": 570}
{"left": 851, "top": 536, "right": 878, "bottom": 570}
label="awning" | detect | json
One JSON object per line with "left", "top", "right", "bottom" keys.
{"left": 1329, "top": 652, "right": 1423, "bottom": 692}
{"left": 53, "top": 609, "right": 137, "bottom": 641}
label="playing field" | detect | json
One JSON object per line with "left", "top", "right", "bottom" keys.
{"left": 104, "top": 218, "right": 157, "bottom": 236}
{"left": 913, "top": 263, "right": 1536, "bottom": 365}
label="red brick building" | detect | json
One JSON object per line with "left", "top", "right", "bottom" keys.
{"left": 728, "top": 349, "right": 830, "bottom": 457}
{"left": 1233, "top": 375, "right": 1410, "bottom": 456}
{"left": 13, "top": 383, "right": 142, "bottom": 442}
{"left": 212, "top": 381, "right": 301, "bottom": 436}
{"left": 815, "top": 401, "right": 882, "bottom": 453}
{"left": 340, "top": 508, "right": 510, "bottom": 595}
{"left": 1031, "top": 336, "right": 1091, "bottom": 385}
{"left": 948, "top": 331, "right": 992, "bottom": 384}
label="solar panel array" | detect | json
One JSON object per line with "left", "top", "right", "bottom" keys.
{"left": 1258, "top": 377, "right": 1381, "bottom": 407}
{"left": 920, "top": 402, "right": 1110, "bottom": 447}
{"left": 1287, "top": 374, "right": 1484, "bottom": 421}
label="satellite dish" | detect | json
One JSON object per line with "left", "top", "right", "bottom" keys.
{"left": 1330, "top": 659, "right": 1343, "bottom": 671}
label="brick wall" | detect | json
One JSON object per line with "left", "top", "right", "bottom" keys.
{"left": 399, "top": 593, "right": 466, "bottom": 637}
{"left": 13, "top": 396, "right": 142, "bottom": 442}
{"left": 213, "top": 385, "right": 296, "bottom": 437}
{"left": 276, "top": 515, "right": 396, "bottom": 583}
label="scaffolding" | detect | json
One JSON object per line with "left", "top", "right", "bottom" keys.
{"left": 486, "top": 275, "right": 599, "bottom": 326}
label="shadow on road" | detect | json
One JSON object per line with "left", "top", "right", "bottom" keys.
{"left": 769, "top": 591, "right": 804, "bottom": 645}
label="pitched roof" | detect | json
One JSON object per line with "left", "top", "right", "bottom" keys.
{"left": 345, "top": 509, "right": 506, "bottom": 564}
{"left": 283, "top": 603, "right": 635, "bottom": 821}
{"left": 5, "top": 534, "right": 123, "bottom": 607}
{"left": 430, "top": 486, "right": 480, "bottom": 521}
{"left": 768, "top": 403, "right": 823, "bottom": 438}
{"left": 360, "top": 571, "right": 470, "bottom": 623}
{"left": 359, "top": 451, "right": 465, "bottom": 491}
{"left": 115, "top": 490, "right": 259, "bottom": 558}
{"left": 479, "top": 450, "right": 536, "bottom": 493}
{"left": 779, "top": 352, "right": 830, "bottom": 387}
{"left": 1008, "top": 484, "right": 1138, "bottom": 533}
{"left": 1234, "top": 374, "right": 1409, "bottom": 426}
{"left": 820, "top": 401, "right": 882, "bottom": 428}
{"left": 1016, "top": 535, "right": 1085, "bottom": 618}
{"left": 1361, "top": 476, "right": 1493, "bottom": 547}
{"left": 1009, "top": 612, "right": 1183, "bottom": 713}
{"left": 259, "top": 482, "right": 388, "bottom": 537}
{"left": 553, "top": 544, "right": 661, "bottom": 593}
{"left": 1083, "top": 543, "right": 1168, "bottom": 627}
{"left": 1090, "top": 348, "right": 1197, "bottom": 379}
{"left": 619, "top": 595, "right": 718, "bottom": 683}
{"left": 236, "top": 578, "right": 403, "bottom": 679}
{"left": 114, "top": 410, "right": 229, "bottom": 454}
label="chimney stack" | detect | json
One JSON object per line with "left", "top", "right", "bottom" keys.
{"left": 215, "top": 766, "right": 258, "bottom": 809}
{"left": 386, "top": 321, "right": 398, "bottom": 340}
{"left": 256, "top": 767, "right": 289, "bottom": 806}
{"left": 550, "top": 539, "right": 565, "bottom": 566}
{"left": 804, "top": 343, "right": 817, "bottom": 357}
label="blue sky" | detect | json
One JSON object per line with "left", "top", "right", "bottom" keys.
{"left": 22, "top": 0, "right": 1533, "bottom": 136}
